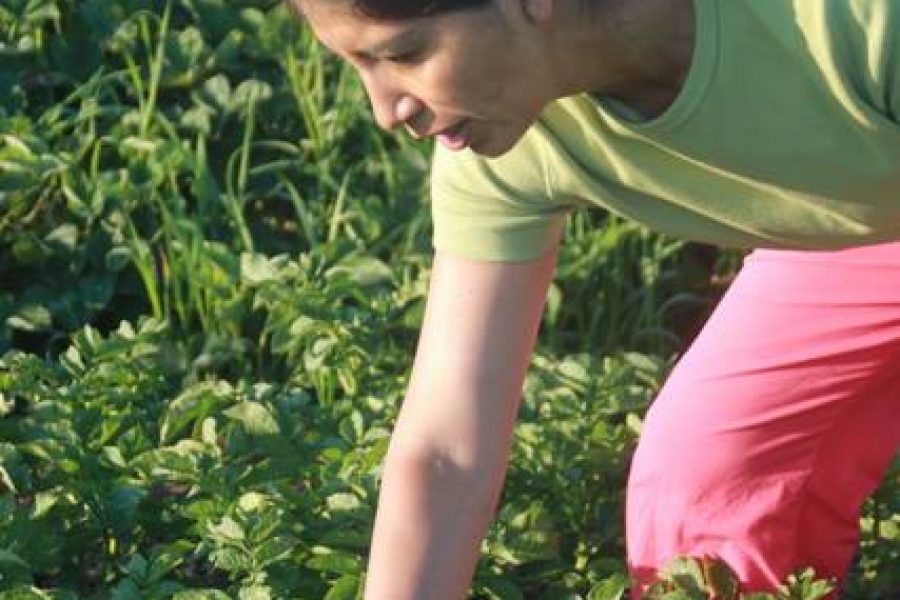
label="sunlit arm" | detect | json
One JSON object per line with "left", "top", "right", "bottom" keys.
{"left": 361, "top": 246, "right": 560, "bottom": 599}
{"left": 362, "top": 436, "right": 510, "bottom": 600}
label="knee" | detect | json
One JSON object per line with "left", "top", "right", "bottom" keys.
{"left": 627, "top": 390, "right": 755, "bottom": 497}
{"left": 625, "top": 393, "right": 812, "bottom": 596}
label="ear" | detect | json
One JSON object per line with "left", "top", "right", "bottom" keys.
{"left": 521, "top": 0, "right": 554, "bottom": 25}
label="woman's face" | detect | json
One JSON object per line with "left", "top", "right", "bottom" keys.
{"left": 298, "top": 0, "right": 558, "bottom": 157}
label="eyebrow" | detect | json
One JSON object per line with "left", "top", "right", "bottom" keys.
{"left": 355, "top": 29, "right": 421, "bottom": 59}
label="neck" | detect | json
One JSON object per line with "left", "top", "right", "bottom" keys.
{"left": 550, "top": 0, "right": 696, "bottom": 118}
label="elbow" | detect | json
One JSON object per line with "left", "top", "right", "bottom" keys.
{"left": 385, "top": 440, "right": 491, "bottom": 486}
{"left": 382, "top": 441, "right": 504, "bottom": 510}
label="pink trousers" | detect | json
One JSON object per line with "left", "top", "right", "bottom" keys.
{"left": 626, "top": 241, "right": 900, "bottom": 598}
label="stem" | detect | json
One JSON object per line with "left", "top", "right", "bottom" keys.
{"left": 328, "top": 171, "right": 352, "bottom": 244}
{"left": 140, "top": 1, "right": 171, "bottom": 137}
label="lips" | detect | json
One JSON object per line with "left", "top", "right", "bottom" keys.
{"left": 434, "top": 119, "right": 469, "bottom": 151}
{"left": 435, "top": 120, "right": 465, "bottom": 138}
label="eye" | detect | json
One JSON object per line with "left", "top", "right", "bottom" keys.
{"left": 385, "top": 48, "right": 421, "bottom": 64}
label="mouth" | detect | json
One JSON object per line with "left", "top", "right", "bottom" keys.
{"left": 433, "top": 119, "right": 469, "bottom": 151}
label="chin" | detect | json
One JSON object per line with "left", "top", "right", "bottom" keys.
{"left": 469, "top": 127, "right": 528, "bottom": 158}
{"left": 469, "top": 143, "right": 510, "bottom": 158}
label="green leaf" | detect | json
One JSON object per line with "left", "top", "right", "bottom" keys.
{"left": 145, "top": 543, "right": 190, "bottom": 583}
{"left": 78, "top": 275, "right": 114, "bottom": 312}
{"left": 207, "top": 516, "right": 245, "bottom": 542}
{"left": 110, "top": 578, "right": 142, "bottom": 600}
{"left": 43, "top": 223, "right": 77, "bottom": 252}
{"left": 325, "top": 256, "right": 394, "bottom": 288}
{"left": 305, "top": 547, "right": 362, "bottom": 576}
{"left": 130, "top": 441, "right": 211, "bottom": 482}
{"left": 777, "top": 568, "right": 835, "bottom": 600}
{"left": 700, "top": 556, "right": 739, "bottom": 600}
{"left": 209, "top": 547, "right": 251, "bottom": 572}
{"left": 500, "top": 529, "right": 561, "bottom": 563}
{"left": 0, "top": 442, "right": 27, "bottom": 493}
{"left": 240, "top": 253, "right": 287, "bottom": 285}
{"left": 544, "top": 282, "right": 562, "bottom": 326}
{"left": 101, "top": 446, "right": 127, "bottom": 469}
{"left": 0, "top": 549, "right": 33, "bottom": 586}
{"left": 587, "top": 574, "right": 628, "bottom": 600}
{"left": 658, "top": 556, "right": 707, "bottom": 597}
{"left": 879, "top": 516, "right": 900, "bottom": 540}
{"left": 236, "top": 491, "right": 271, "bottom": 512}
{"left": 0, "top": 586, "right": 52, "bottom": 600}
{"left": 326, "top": 492, "right": 361, "bottom": 513}
{"left": 623, "top": 352, "right": 663, "bottom": 376}
{"left": 171, "top": 590, "right": 231, "bottom": 600}
{"left": 238, "top": 586, "right": 272, "bottom": 600}
{"left": 223, "top": 402, "right": 280, "bottom": 436}
{"left": 557, "top": 358, "right": 590, "bottom": 386}
{"left": 337, "top": 410, "right": 364, "bottom": 444}
{"left": 316, "top": 528, "right": 371, "bottom": 552}
{"left": 477, "top": 573, "right": 525, "bottom": 600}
{"left": 232, "top": 80, "right": 273, "bottom": 106}
{"left": 7, "top": 305, "right": 51, "bottom": 332}
{"left": 105, "top": 246, "right": 132, "bottom": 272}
{"left": 182, "top": 105, "right": 214, "bottom": 135}
{"left": 323, "top": 575, "right": 360, "bottom": 600}
{"left": 106, "top": 485, "right": 147, "bottom": 529}
{"left": 199, "top": 74, "right": 233, "bottom": 112}
{"left": 31, "top": 489, "right": 60, "bottom": 519}
{"left": 161, "top": 381, "right": 234, "bottom": 444}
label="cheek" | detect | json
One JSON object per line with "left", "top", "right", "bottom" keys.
{"left": 415, "top": 51, "right": 505, "bottom": 109}
{"left": 436, "top": 67, "right": 513, "bottom": 114}
{"left": 415, "top": 47, "right": 543, "bottom": 124}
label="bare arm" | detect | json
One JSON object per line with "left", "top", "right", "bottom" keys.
{"left": 363, "top": 244, "right": 559, "bottom": 600}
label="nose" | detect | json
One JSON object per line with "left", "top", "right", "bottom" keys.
{"left": 361, "top": 71, "right": 423, "bottom": 132}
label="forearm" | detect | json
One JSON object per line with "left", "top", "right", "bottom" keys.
{"left": 363, "top": 448, "right": 506, "bottom": 600}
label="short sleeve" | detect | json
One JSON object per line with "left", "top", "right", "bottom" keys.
{"left": 429, "top": 124, "right": 575, "bottom": 262}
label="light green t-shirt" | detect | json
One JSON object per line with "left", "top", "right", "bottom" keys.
{"left": 430, "top": 0, "right": 900, "bottom": 262}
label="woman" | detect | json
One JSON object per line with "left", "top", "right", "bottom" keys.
{"left": 293, "top": 0, "right": 900, "bottom": 597}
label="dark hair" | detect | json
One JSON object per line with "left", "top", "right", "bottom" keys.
{"left": 346, "top": 0, "right": 491, "bottom": 19}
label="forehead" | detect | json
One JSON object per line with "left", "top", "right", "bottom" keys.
{"left": 297, "top": 1, "right": 427, "bottom": 53}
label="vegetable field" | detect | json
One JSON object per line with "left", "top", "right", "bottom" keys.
{"left": 0, "top": 1, "right": 896, "bottom": 598}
